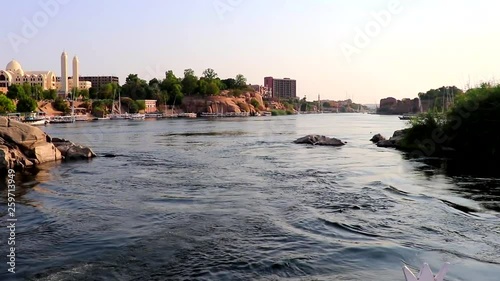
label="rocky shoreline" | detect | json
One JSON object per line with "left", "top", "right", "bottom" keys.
{"left": 0, "top": 117, "right": 96, "bottom": 171}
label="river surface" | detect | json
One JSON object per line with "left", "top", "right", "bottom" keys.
{"left": 1, "top": 114, "right": 499, "bottom": 281}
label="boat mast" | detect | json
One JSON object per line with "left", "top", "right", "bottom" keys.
{"left": 118, "top": 89, "right": 121, "bottom": 114}
{"left": 71, "top": 88, "right": 75, "bottom": 120}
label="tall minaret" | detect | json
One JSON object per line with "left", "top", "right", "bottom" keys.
{"left": 61, "top": 51, "right": 68, "bottom": 94}
{"left": 72, "top": 56, "right": 79, "bottom": 93}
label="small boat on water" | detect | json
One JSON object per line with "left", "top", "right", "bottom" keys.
{"left": 74, "top": 115, "right": 91, "bottom": 121}
{"left": 145, "top": 113, "right": 163, "bottom": 119}
{"left": 130, "top": 113, "right": 145, "bottom": 120}
{"left": 49, "top": 116, "right": 75, "bottom": 124}
{"left": 178, "top": 112, "right": 197, "bottom": 118}
{"left": 399, "top": 114, "right": 416, "bottom": 120}
{"left": 23, "top": 112, "right": 48, "bottom": 126}
{"left": 109, "top": 113, "right": 130, "bottom": 120}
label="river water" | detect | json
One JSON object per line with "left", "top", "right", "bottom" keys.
{"left": 1, "top": 114, "right": 499, "bottom": 281}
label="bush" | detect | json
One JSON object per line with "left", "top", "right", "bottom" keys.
{"left": 271, "top": 109, "right": 286, "bottom": 116}
{"left": 231, "top": 89, "right": 242, "bottom": 97}
{"left": 17, "top": 96, "right": 38, "bottom": 113}
{"left": 250, "top": 98, "right": 260, "bottom": 108}
{"left": 136, "top": 100, "right": 146, "bottom": 111}
{"left": 53, "top": 97, "right": 70, "bottom": 114}
{"left": 404, "top": 83, "right": 500, "bottom": 163}
{"left": 0, "top": 95, "right": 16, "bottom": 113}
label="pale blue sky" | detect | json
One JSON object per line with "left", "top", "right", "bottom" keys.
{"left": 1, "top": 0, "right": 499, "bottom": 103}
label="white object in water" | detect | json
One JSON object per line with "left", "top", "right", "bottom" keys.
{"left": 403, "top": 263, "right": 450, "bottom": 281}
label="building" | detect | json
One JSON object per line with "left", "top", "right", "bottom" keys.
{"left": 144, "top": 100, "right": 157, "bottom": 113}
{"left": 55, "top": 77, "right": 92, "bottom": 91}
{"left": 78, "top": 76, "right": 119, "bottom": 90}
{"left": 57, "top": 51, "right": 84, "bottom": 96}
{"left": 0, "top": 60, "right": 57, "bottom": 93}
{"left": 264, "top": 77, "right": 297, "bottom": 99}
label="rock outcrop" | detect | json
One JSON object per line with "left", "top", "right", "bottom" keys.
{"left": 0, "top": 117, "right": 95, "bottom": 171}
{"left": 52, "top": 138, "right": 97, "bottom": 160}
{"left": 182, "top": 92, "right": 268, "bottom": 114}
{"left": 370, "top": 133, "right": 386, "bottom": 143}
{"left": 373, "top": 129, "right": 408, "bottom": 148}
{"left": 294, "top": 135, "right": 346, "bottom": 146}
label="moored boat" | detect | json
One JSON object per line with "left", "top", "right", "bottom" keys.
{"left": 130, "top": 113, "right": 145, "bottom": 120}
{"left": 178, "top": 112, "right": 197, "bottom": 118}
{"left": 49, "top": 116, "right": 75, "bottom": 123}
{"left": 145, "top": 113, "right": 163, "bottom": 119}
{"left": 22, "top": 112, "right": 48, "bottom": 126}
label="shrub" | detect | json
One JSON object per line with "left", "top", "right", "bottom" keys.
{"left": 250, "top": 98, "right": 260, "bottom": 108}
{"left": 0, "top": 95, "right": 16, "bottom": 113}
{"left": 271, "top": 109, "right": 286, "bottom": 116}
{"left": 53, "top": 97, "right": 70, "bottom": 114}
{"left": 404, "top": 83, "right": 500, "bottom": 162}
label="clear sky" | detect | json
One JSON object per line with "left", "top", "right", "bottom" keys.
{"left": 1, "top": 0, "right": 500, "bottom": 103}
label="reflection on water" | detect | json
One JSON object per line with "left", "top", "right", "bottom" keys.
{"left": 1, "top": 114, "right": 499, "bottom": 281}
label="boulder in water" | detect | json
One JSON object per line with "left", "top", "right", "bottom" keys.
{"left": 52, "top": 138, "right": 97, "bottom": 160}
{"left": 370, "top": 133, "right": 386, "bottom": 143}
{"left": 294, "top": 135, "right": 346, "bottom": 146}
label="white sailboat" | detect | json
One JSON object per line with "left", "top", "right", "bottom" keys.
{"left": 109, "top": 89, "right": 129, "bottom": 120}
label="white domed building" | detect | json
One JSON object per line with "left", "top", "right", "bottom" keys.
{"left": 0, "top": 60, "right": 57, "bottom": 94}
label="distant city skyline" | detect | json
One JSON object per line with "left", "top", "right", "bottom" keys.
{"left": 1, "top": 0, "right": 500, "bottom": 103}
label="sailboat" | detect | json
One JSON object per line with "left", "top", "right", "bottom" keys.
{"left": 109, "top": 89, "right": 129, "bottom": 120}
{"left": 50, "top": 89, "right": 76, "bottom": 123}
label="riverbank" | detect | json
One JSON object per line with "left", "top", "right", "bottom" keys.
{"left": 371, "top": 83, "right": 500, "bottom": 176}
{"left": 2, "top": 113, "right": 498, "bottom": 281}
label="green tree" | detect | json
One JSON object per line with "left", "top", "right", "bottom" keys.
{"left": 250, "top": 98, "right": 260, "bottom": 109}
{"left": 42, "top": 89, "right": 57, "bottom": 100}
{"left": 230, "top": 89, "right": 242, "bottom": 97}
{"left": 418, "top": 86, "right": 463, "bottom": 112}
{"left": 128, "top": 101, "right": 139, "bottom": 113}
{"left": 121, "top": 74, "right": 149, "bottom": 100}
{"left": 17, "top": 96, "right": 37, "bottom": 112}
{"left": 79, "top": 89, "right": 89, "bottom": 100}
{"left": 197, "top": 79, "right": 208, "bottom": 96}
{"left": 182, "top": 68, "right": 198, "bottom": 95}
{"left": 53, "top": 96, "right": 70, "bottom": 114}
{"left": 22, "top": 83, "right": 33, "bottom": 98}
{"left": 7, "top": 85, "right": 25, "bottom": 100}
{"left": 0, "top": 95, "right": 16, "bottom": 113}
{"left": 161, "top": 70, "right": 181, "bottom": 102}
{"left": 136, "top": 100, "right": 146, "bottom": 111}
{"left": 202, "top": 68, "right": 218, "bottom": 81}
{"left": 168, "top": 84, "right": 183, "bottom": 105}
{"left": 98, "top": 83, "right": 115, "bottom": 100}
{"left": 323, "top": 102, "right": 331, "bottom": 108}
{"left": 89, "top": 87, "right": 99, "bottom": 99}
{"left": 221, "top": 78, "right": 236, "bottom": 89}
{"left": 206, "top": 82, "right": 220, "bottom": 96}
{"left": 31, "top": 84, "right": 44, "bottom": 100}
{"left": 235, "top": 74, "right": 247, "bottom": 89}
